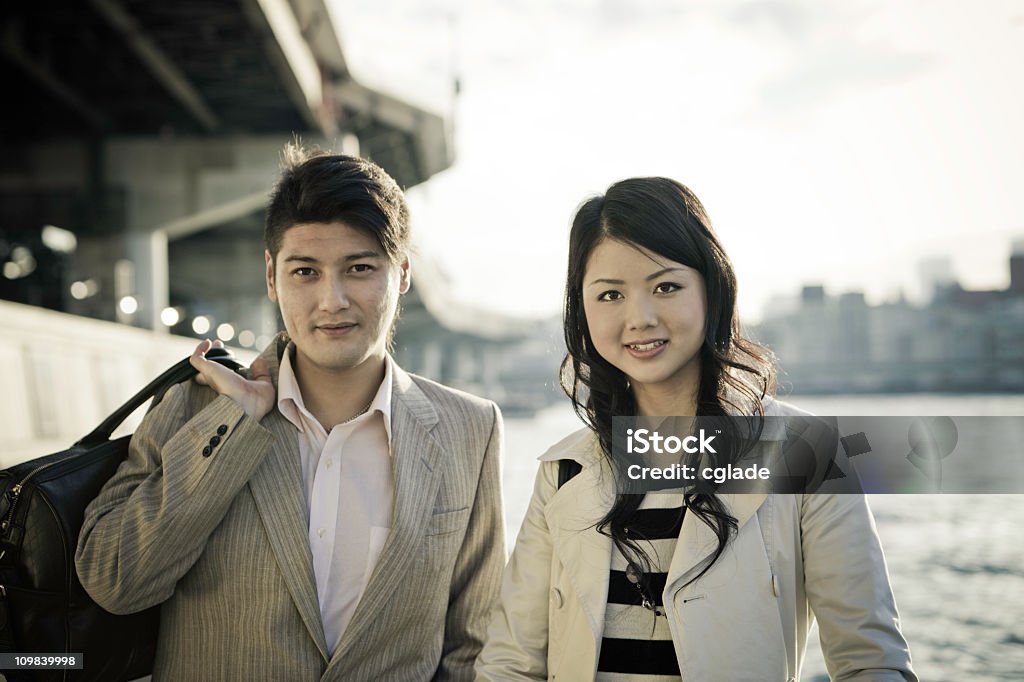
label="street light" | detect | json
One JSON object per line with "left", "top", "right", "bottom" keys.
{"left": 192, "top": 315, "right": 211, "bottom": 335}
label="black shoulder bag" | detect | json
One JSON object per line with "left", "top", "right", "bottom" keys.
{"left": 0, "top": 348, "right": 242, "bottom": 682}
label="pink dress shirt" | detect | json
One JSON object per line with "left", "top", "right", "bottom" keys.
{"left": 276, "top": 345, "right": 394, "bottom": 654}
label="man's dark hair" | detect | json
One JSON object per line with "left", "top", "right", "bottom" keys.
{"left": 265, "top": 144, "right": 410, "bottom": 264}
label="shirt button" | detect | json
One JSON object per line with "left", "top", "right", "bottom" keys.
{"left": 317, "top": 528, "right": 326, "bottom": 538}
{"left": 217, "top": 424, "right": 228, "bottom": 435}
{"left": 209, "top": 435, "right": 221, "bottom": 447}
{"left": 326, "top": 458, "right": 333, "bottom": 469}
{"left": 550, "top": 587, "right": 564, "bottom": 609}
{"left": 202, "top": 446, "right": 212, "bottom": 457}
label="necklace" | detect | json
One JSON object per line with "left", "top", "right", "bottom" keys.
{"left": 338, "top": 397, "right": 374, "bottom": 425}
{"left": 625, "top": 562, "right": 664, "bottom": 616}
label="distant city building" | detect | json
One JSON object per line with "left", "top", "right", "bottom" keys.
{"left": 753, "top": 244, "right": 1024, "bottom": 393}
{"left": 1010, "top": 239, "right": 1024, "bottom": 294}
{"left": 918, "top": 256, "right": 955, "bottom": 301}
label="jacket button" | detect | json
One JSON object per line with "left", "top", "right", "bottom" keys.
{"left": 217, "top": 424, "right": 228, "bottom": 436}
{"left": 202, "top": 446, "right": 213, "bottom": 457}
{"left": 209, "top": 435, "right": 221, "bottom": 447}
{"left": 550, "top": 587, "right": 564, "bottom": 609}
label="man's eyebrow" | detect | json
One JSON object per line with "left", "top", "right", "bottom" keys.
{"left": 281, "top": 250, "right": 382, "bottom": 264}
{"left": 586, "top": 267, "right": 688, "bottom": 287}
{"left": 343, "top": 250, "right": 383, "bottom": 261}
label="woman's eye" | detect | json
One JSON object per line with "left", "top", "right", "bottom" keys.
{"left": 598, "top": 290, "right": 623, "bottom": 301}
{"left": 654, "top": 282, "right": 681, "bottom": 294}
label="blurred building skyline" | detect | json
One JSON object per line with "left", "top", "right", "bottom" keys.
{"left": 754, "top": 239, "right": 1024, "bottom": 393}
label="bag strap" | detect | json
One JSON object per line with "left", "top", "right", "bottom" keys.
{"left": 557, "top": 459, "right": 582, "bottom": 489}
{"left": 75, "top": 348, "right": 244, "bottom": 447}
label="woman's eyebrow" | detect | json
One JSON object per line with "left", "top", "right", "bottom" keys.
{"left": 645, "top": 267, "right": 687, "bottom": 281}
{"left": 587, "top": 267, "right": 688, "bottom": 287}
{"left": 587, "top": 277, "right": 625, "bottom": 286}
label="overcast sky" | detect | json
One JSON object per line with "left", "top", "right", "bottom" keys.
{"left": 332, "top": 0, "right": 1024, "bottom": 322}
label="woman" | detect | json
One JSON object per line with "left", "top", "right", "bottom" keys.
{"left": 476, "top": 178, "right": 916, "bottom": 681}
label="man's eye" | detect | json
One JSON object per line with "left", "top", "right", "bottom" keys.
{"left": 293, "top": 267, "right": 317, "bottom": 278}
{"left": 654, "top": 282, "right": 681, "bottom": 294}
{"left": 350, "top": 263, "right": 376, "bottom": 274}
{"left": 597, "top": 290, "right": 623, "bottom": 301}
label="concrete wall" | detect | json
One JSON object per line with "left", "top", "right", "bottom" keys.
{"left": 0, "top": 300, "right": 255, "bottom": 468}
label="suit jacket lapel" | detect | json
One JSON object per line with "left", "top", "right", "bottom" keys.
{"left": 248, "top": 410, "right": 329, "bottom": 660}
{"left": 245, "top": 334, "right": 329, "bottom": 660}
{"left": 328, "top": 365, "right": 444, "bottom": 667}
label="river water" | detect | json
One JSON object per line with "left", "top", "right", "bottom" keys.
{"left": 502, "top": 394, "right": 1024, "bottom": 681}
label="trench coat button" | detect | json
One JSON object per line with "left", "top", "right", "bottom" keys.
{"left": 217, "top": 424, "right": 228, "bottom": 436}
{"left": 209, "top": 435, "right": 221, "bottom": 447}
{"left": 550, "top": 587, "right": 564, "bottom": 609}
{"left": 202, "top": 445, "right": 213, "bottom": 457}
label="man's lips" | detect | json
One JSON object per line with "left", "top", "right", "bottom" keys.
{"left": 316, "top": 323, "right": 357, "bottom": 336}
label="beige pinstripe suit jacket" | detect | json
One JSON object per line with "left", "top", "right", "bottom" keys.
{"left": 75, "top": 334, "right": 505, "bottom": 681}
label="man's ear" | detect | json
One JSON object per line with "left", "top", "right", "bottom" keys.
{"left": 265, "top": 250, "right": 278, "bottom": 302}
{"left": 398, "top": 255, "right": 412, "bottom": 295}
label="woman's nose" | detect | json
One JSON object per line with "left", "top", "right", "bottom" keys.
{"left": 626, "top": 297, "right": 657, "bottom": 331}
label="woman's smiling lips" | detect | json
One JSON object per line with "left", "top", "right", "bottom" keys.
{"left": 624, "top": 339, "right": 668, "bottom": 358}
{"left": 316, "top": 322, "right": 357, "bottom": 337}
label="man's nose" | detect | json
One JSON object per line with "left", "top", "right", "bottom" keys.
{"left": 318, "top": 277, "right": 350, "bottom": 312}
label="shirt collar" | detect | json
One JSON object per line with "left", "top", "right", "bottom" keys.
{"left": 277, "top": 343, "right": 394, "bottom": 446}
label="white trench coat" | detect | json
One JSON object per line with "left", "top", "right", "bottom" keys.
{"left": 477, "top": 400, "right": 916, "bottom": 681}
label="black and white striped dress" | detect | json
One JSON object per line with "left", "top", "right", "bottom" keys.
{"left": 596, "top": 493, "right": 686, "bottom": 681}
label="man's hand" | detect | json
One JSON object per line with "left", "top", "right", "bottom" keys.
{"left": 190, "top": 339, "right": 276, "bottom": 421}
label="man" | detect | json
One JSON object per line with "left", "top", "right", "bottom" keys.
{"left": 76, "top": 147, "right": 506, "bottom": 680}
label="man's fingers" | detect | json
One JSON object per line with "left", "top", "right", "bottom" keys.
{"left": 189, "top": 339, "right": 223, "bottom": 386}
{"left": 185, "top": 340, "right": 274, "bottom": 420}
{"left": 189, "top": 340, "right": 211, "bottom": 369}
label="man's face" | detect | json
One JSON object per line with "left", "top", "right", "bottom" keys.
{"left": 265, "top": 222, "right": 410, "bottom": 375}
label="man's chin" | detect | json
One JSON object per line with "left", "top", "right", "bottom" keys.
{"left": 310, "top": 353, "right": 364, "bottom": 372}
{"left": 292, "top": 340, "right": 358, "bottom": 370}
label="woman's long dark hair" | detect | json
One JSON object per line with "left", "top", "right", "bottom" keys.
{"left": 560, "top": 177, "right": 776, "bottom": 586}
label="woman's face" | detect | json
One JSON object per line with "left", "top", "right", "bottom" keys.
{"left": 582, "top": 238, "right": 707, "bottom": 398}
